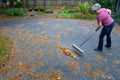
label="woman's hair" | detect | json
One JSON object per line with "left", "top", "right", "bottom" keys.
{"left": 92, "top": 3, "right": 101, "bottom": 11}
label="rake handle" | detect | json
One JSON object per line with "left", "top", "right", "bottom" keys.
{"left": 80, "top": 33, "right": 94, "bottom": 47}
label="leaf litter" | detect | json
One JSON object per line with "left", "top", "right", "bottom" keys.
{"left": 56, "top": 45, "right": 79, "bottom": 60}
{"left": 1, "top": 19, "right": 120, "bottom": 80}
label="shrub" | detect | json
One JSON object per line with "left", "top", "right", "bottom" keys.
{"left": 113, "top": 9, "right": 120, "bottom": 25}
{"left": 58, "top": 1, "right": 96, "bottom": 19}
{"left": 6, "top": 8, "right": 28, "bottom": 16}
{"left": 78, "top": 2, "right": 92, "bottom": 14}
{"left": 93, "top": 0, "right": 115, "bottom": 10}
{"left": 59, "top": 9, "right": 79, "bottom": 18}
{"left": 37, "top": 6, "right": 45, "bottom": 11}
{"left": 0, "top": 8, "right": 8, "bottom": 14}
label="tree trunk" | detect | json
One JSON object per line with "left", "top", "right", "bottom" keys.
{"left": 2, "top": 0, "right": 7, "bottom": 8}
{"left": 114, "top": 0, "right": 120, "bottom": 12}
{"left": 9, "top": 0, "right": 14, "bottom": 7}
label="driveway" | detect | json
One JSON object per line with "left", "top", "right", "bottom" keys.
{"left": 0, "top": 18, "right": 120, "bottom": 80}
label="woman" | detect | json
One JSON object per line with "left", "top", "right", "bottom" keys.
{"left": 92, "top": 3, "right": 115, "bottom": 51}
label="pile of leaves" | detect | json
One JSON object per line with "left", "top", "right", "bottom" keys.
{"left": 56, "top": 45, "right": 78, "bottom": 60}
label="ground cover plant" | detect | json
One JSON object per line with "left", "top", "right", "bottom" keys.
{"left": 6, "top": 8, "right": 28, "bottom": 16}
{"left": 58, "top": 2, "right": 96, "bottom": 19}
{"left": 113, "top": 9, "right": 120, "bottom": 25}
{"left": 0, "top": 36, "right": 13, "bottom": 68}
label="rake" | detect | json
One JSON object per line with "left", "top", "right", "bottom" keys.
{"left": 72, "top": 33, "right": 94, "bottom": 53}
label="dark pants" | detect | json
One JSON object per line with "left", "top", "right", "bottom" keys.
{"left": 98, "top": 22, "right": 115, "bottom": 50}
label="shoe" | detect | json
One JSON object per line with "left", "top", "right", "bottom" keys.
{"left": 94, "top": 48, "right": 102, "bottom": 51}
{"left": 105, "top": 45, "right": 111, "bottom": 48}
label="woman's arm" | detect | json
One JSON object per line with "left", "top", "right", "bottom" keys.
{"left": 95, "top": 21, "right": 102, "bottom": 31}
{"left": 107, "top": 9, "right": 112, "bottom": 15}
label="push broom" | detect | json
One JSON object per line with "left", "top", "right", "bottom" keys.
{"left": 72, "top": 33, "right": 94, "bottom": 53}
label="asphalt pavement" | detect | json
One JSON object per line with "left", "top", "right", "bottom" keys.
{"left": 0, "top": 18, "right": 120, "bottom": 80}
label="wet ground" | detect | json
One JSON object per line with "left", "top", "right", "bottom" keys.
{"left": 0, "top": 18, "right": 120, "bottom": 80}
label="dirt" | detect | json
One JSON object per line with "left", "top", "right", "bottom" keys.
{"left": 113, "top": 24, "right": 120, "bottom": 35}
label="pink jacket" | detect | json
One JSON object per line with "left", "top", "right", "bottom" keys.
{"left": 97, "top": 8, "right": 114, "bottom": 26}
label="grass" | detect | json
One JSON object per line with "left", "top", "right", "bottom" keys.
{"left": 0, "top": 8, "right": 28, "bottom": 16}
{"left": 0, "top": 36, "right": 13, "bottom": 68}
{"left": 0, "top": 6, "right": 96, "bottom": 19}
{"left": 36, "top": 5, "right": 97, "bottom": 19}
{"left": 6, "top": 8, "right": 28, "bottom": 16}
{"left": 0, "top": 8, "right": 8, "bottom": 14}
{"left": 58, "top": 10, "right": 97, "bottom": 19}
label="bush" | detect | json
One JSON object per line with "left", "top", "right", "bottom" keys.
{"left": 58, "top": 1, "right": 96, "bottom": 19}
{"left": 0, "top": 8, "right": 8, "bottom": 14}
{"left": 6, "top": 8, "right": 28, "bottom": 16}
{"left": 78, "top": 2, "right": 92, "bottom": 14}
{"left": 37, "top": 6, "right": 45, "bottom": 11}
{"left": 113, "top": 9, "right": 120, "bottom": 25}
{"left": 93, "top": 0, "right": 115, "bottom": 10}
